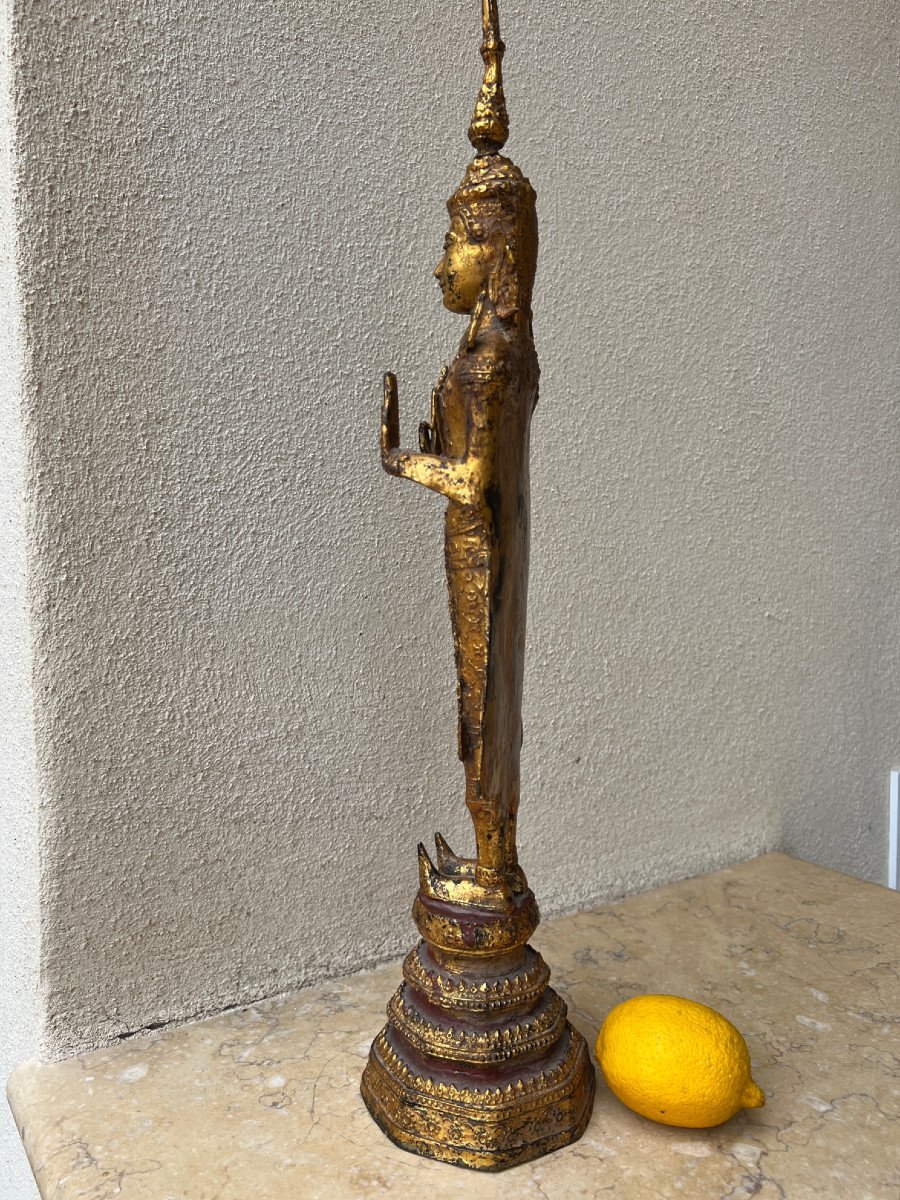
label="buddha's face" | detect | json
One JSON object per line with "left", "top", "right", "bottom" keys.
{"left": 434, "top": 214, "right": 492, "bottom": 314}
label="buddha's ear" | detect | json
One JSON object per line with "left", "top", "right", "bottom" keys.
{"left": 491, "top": 242, "right": 519, "bottom": 320}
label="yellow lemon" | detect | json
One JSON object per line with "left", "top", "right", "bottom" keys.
{"left": 595, "top": 993, "right": 765, "bottom": 1128}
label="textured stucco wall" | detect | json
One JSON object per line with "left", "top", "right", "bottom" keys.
{"left": 0, "top": 0, "right": 41, "bottom": 1192}
{"left": 5, "top": 0, "right": 899, "bottom": 1073}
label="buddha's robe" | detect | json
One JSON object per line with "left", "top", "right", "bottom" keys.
{"left": 429, "top": 303, "right": 539, "bottom": 874}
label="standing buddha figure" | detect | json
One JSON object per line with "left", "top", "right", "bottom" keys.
{"left": 381, "top": 4, "right": 538, "bottom": 907}
{"left": 364, "top": 0, "right": 594, "bottom": 1171}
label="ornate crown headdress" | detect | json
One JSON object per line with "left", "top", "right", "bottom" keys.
{"left": 468, "top": 0, "right": 509, "bottom": 155}
{"left": 450, "top": 0, "right": 534, "bottom": 214}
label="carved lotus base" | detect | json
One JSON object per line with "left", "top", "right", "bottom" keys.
{"left": 361, "top": 853, "right": 595, "bottom": 1171}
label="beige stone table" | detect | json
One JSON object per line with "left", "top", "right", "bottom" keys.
{"left": 8, "top": 853, "right": 900, "bottom": 1199}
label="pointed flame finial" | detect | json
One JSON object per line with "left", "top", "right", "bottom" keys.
{"left": 468, "top": 0, "right": 509, "bottom": 156}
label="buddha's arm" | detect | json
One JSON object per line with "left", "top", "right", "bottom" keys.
{"left": 381, "top": 372, "right": 487, "bottom": 506}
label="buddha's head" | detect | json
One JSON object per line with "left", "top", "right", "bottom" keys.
{"left": 435, "top": 157, "right": 537, "bottom": 320}
{"left": 433, "top": 1, "right": 537, "bottom": 322}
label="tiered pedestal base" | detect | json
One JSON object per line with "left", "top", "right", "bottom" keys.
{"left": 361, "top": 854, "right": 595, "bottom": 1170}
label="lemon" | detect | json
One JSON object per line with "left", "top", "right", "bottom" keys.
{"left": 595, "top": 993, "right": 765, "bottom": 1128}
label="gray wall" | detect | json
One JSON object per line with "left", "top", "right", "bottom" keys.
{"left": 1, "top": 2, "right": 41, "bottom": 1195}
{"left": 3, "top": 2, "right": 898, "bottom": 1188}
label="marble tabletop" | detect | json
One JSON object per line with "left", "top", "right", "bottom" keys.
{"left": 8, "top": 853, "right": 900, "bottom": 1199}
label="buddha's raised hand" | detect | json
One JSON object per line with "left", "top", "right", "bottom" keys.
{"left": 380, "top": 371, "right": 481, "bottom": 506}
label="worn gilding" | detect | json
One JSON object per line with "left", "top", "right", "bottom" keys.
{"left": 361, "top": 0, "right": 594, "bottom": 1170}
